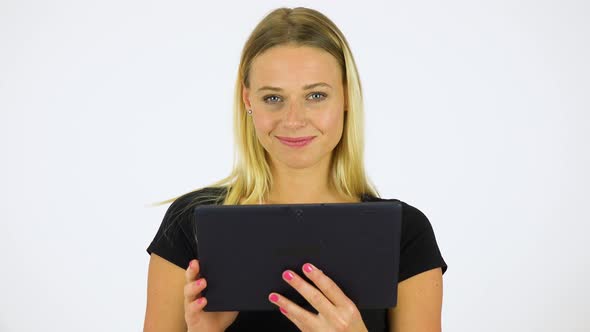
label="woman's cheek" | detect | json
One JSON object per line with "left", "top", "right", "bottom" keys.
{"left": 316, "top": 107, "right": 344, "bottom": 132}
{"left": 253, "top": 115, "right": 278, "bottom": 138}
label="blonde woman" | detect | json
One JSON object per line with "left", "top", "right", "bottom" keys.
{"left": 144, "top": 7, "right": 447, "bottom": 332}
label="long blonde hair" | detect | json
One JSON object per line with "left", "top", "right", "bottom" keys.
{"left": 152, "top": 6, "right": 380, "bottom": 208}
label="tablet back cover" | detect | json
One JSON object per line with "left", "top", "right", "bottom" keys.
{"left": 194, "top": 201, "right": 402, "bottom": 311}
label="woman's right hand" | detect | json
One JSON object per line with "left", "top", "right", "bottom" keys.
{"left": 184, "top": 259, "right": 239, "bottom": 332}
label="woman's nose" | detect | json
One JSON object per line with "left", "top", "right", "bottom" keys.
{"left": 282, "top": 102, "right": 306, "bottom": 128}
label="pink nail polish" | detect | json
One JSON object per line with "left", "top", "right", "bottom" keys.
{"left": 197, "top": 297, "right": 204, "bottom": 304}
{"left": 196, "top": 279, "right": 201, "bottom": 286}
{"left": 280, "top": 307, "right": 288, "bottom": 315}
{"left": 303, "top": 263, "right": 314, "bottom": 273}
{"left": 282, "top": 271, "right": 294, "bottom": 281}
{"left": 269, "top": 294, "right": 279, "bottom": 302}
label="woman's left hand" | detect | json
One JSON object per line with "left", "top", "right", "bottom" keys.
{"left": 268, "top": 263, "right": 368, "bottom": 332}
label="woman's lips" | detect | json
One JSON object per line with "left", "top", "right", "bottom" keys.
{"left": 276, "top": 136, "right": 316, "bottom": 147}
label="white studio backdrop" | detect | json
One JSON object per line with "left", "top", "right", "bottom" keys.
{"left": 1, "top": 0, "right": 589, "bottom": 331}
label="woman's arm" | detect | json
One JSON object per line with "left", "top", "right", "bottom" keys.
{"left": 388, "top": 267, "right": 444, "bottom": 332}
{"left": 144, "top": 253, "right": 187, "bottom": 332}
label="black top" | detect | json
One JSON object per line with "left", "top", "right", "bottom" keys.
{"left": 146, "top": 186, "right": 448, "bottom": 331}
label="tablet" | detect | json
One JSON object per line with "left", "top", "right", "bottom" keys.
{"left": 194, "top": 201, "right": 402, "bottom": 312}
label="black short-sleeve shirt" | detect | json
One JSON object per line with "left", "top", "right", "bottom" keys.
{"left": 146, "top": 187, "right": 448, "bottom": 331}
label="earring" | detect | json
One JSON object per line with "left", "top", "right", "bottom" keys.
{"left": 247, "top": 109, "right": 252, "bottom": 115}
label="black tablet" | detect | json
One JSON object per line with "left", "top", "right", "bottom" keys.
{"left": 194, "top": 201, "right": 402, "bottom": 312}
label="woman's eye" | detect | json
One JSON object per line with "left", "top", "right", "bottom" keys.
{"left": 263, "top": 93, "right": 326, "bottom": 104}
{"left": 308, "top": 92, "right": 327, "bottom": 101}
{"left": 263, "top": 95, "right": 282, "bottom": 104}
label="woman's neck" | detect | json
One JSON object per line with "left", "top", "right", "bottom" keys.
{"left": 261, "top": 189, "right": 360, "bottom": 205}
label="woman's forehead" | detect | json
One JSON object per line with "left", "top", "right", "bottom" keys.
{"left": 249, "top": 45, "right": 341, "bottom": 88}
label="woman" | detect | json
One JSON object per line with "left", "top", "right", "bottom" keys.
{"left": 144, "top": 7, "right": 447, "bottom": 332}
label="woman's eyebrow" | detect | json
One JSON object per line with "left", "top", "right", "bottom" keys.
{"left": 256, "top": 82, "right": 332, "bottom": 93}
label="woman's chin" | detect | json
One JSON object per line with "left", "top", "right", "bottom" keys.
{"left": 273, "top": 155, "right": 320, "bottom": 170}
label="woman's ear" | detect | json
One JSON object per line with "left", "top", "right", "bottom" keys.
{"left": 242, "top": 85, "right": 252, "bottom": 110}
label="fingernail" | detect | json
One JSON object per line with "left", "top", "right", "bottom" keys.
{"left": 280, "top": 307, "right": 288, "bottom": 315}
{"left": 197, "top": 297, "right": 204, "bottom": 304}
{"left": 282, "top": 271, "right": 294, "bottom": 281}
{"left": 196, "top": 279, "right": 201, "bottom": 286}
{"left": 189, "top": 260, "right": 196, "bottom": 269}
{"left": 269, "top": 293, "right": 279, "bottom": 302}
{"left": 303, "top": 263, "right": 314, "bottom": 273}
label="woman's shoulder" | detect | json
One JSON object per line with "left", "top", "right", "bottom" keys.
{"left": 362, "top": 193, "right": 448, "bottom": 279}
{"left": 159, "top": 186, "right": 228, "bottom": 232}
{"left": 168, "top": 186, "right": 227, "bottom": 211}
{"left": 146, "top": 186, "right": 228, "bottom": 269}
{"left": 361, "top": 193, "right": 433, "bottom": 232}
{"left": 177, "top": 185, "right": 228, "bottom": 203}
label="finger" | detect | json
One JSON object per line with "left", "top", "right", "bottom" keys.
{"left": 185, "top": 296, "right": 208, "bottom": 325}
{"left": 302, "top": 263, "right": 353, "bottom": 308}
{"left": 184, "top": 277, "right": 207, "bottom": 305}
{"left": 184, "top": 260, "right": 202, "bottom": 307}
{"left": 268, "top": 292, "right": 314, "bottom": 331}
{"left": 185, "top": 259, "right": 200, "bottom": 282}
{"left": 281, "top": 269, "right": 339, "bottom": 320}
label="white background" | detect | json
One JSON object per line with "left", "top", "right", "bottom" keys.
{"left": 1, "top": 0, "right": 589, "bottom": 331}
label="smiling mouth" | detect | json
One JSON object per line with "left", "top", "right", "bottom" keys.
{"left": 275, "top": 136, "right": 316, "bottom": 142}
{"left": 276, "top": 136, "right": 316, "bottom": 147}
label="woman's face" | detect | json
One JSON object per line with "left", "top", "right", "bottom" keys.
{"left": 242, "top": 45, "right": 346, "bottom": 170}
